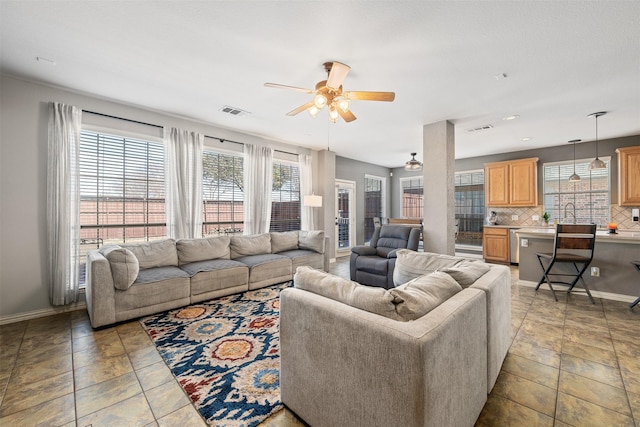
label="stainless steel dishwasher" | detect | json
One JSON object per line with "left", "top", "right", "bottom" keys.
{"left": 509, "top": 228, "right": 521, "bottom": 264}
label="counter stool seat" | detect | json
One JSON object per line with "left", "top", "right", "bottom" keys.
{"left": 535, "top": 224, "right": 597, "bottom": 304}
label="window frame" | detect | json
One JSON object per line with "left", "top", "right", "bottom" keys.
{"left": 542, "top": 157, "right": 611, "bottom": 226}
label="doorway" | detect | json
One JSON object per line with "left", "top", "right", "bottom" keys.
{"left": 335, "top": 179, "right": 356, "bottom": 256}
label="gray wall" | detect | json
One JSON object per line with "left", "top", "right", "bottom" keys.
{"left": 390, "top": 135, "right": 640, "bottom": 217}
{"left": 0, "top": 75, "right": 312, "bottom": 320}
{"left": 335, "top": 156, "right": 391, "bottom": 246}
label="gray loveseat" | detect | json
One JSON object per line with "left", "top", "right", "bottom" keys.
{"left": 86, "top": 230, "right": 327, "bottom": 328}
{"left": 280, "top": 251, "right": 511, "bottom": 427}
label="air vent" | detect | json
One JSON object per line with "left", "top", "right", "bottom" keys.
{"left": 465, "top": 124, "right": 494, "bottom": 134}
{"left": 219, "top": 105, "right": 250, "bottom": 116}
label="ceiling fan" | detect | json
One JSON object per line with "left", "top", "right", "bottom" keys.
{"left": 264, "top": 61, "right": 395, "bottom": 123}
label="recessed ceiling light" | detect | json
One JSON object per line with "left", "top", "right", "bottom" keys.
{"left": 502, "top": 114, "right": 520, "bottom": 121}
{"left": 521, "top": 137, "right": 532, "bottom": 142}
{"left": 36, "top": 56, "right": 56, "bottom": 65}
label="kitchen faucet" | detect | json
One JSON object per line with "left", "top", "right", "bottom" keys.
{"left": 563, "top": 202, "right": 576, "bottom": 224}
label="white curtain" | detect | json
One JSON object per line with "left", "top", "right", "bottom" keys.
{"left": 47, "top": 102, "right": 82, "bottom": 306}
{"left": 299, "top": 154, "right": 315, "bottom": 230}
{"left": 243, "top": 144, "right": 273, "bottom": 234}
{"left": 164, "top": 127, "right": 204, "bottom": 239}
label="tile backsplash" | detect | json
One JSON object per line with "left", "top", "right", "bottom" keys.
{"left": 486, "top": 205, "right": 640, "bottom": 230}
{"left": 611, "top": 204, "right": 640, "bottom": 231}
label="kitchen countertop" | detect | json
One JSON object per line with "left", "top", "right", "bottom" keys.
{"left": 515, "top": 227, "right": 640, "bottom": 243}
{"left": 483, "top": 225, "right": 525, "bottom": 229}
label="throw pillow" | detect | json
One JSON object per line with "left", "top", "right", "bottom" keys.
{"left": 230, "top": 233, "right": 271, "bottom": 258}
{"left": 176, "top": 236, "right": 230, "bottom": 265}
{"left": 121, "top": 239, "right": 178, "bottom": 270}
{"left": 389, "top": 271, "right": 462, "bottom": 321}
{"left": 270, "top": 231, "right": 299, "bottom": 253}
{"left": 298, "top": 230, "right": 325, "bottom": 253}
{"left": 294, "top": 266, "right": 400, "bottom": 321}
{"left": 99, "top": 245, "right": 139, "bottom": 290}
{"left": 439, "top": 260, "right": 491, "bottom": 288}
{"left": 393, "top": 249, "right": 461, "bottom": 286}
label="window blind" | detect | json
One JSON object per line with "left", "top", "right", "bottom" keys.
{"left": 270, "top": 160, "right": 301, "bottom": 232}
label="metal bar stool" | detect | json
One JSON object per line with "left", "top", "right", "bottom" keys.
{"left": 631, "top": 261, "right": 640, "bottom": 309}
{"left": 535, "top": 224, "right": 597, "bottom": 304}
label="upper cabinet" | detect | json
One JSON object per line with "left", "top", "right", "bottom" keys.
{"left": 617, "top": 146, "right": 640, "bottom": 206}
{"left": 485, "top": 157, "right": 538, "bottom": 207}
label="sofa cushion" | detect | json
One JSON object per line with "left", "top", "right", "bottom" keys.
{"left": 230, "top": 233, "right": 271, "bottom": 259}
{"left": 176, "top": 236, "right": 230, "bottom": 265}
{"left": 294, "top": 266, "right": 400, "bottom": 321}
{"left": 134, "top": 266, "right": 190, "bottom": 284}
{"left": 122, "top": 239, "right": 178, "bottom": 270}
{"left": 355, "top": 255, "right": 389, "bottom": 275}
{"left": 271, "top": 231, "right": 299, "bottom": 253}
{"left": 179, "top": 259, "right": 247, "bottom": 276}
{"left": 393, "top": 250, "right": 461, "bottom": 286}
{"left": 236, "top": 253, "right": 292, "bottom": 285}
{"left": 280, "top": 249, "right": 324, "bottom": 271}
{"left": 389, "top": 271, "right": 463, "bottom": 321}
{"left": 440, "top": 260, "right": 491, "bottom": 288}
{"left": 99, "top": 245, "right": 139, "bottom": 290}
{"left": 298, "top": 230, "right": 325, "bottom": 254}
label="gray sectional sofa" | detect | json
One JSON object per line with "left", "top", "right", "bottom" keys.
{"left": 280, "top": 250, "right": 511, "bottom": 427}
{"left": 85, "top": 230, "right": 327, "bottom": 328}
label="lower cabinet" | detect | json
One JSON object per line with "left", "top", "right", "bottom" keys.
{"left": 483, "top": 227, "right": 510, "bottom": 264}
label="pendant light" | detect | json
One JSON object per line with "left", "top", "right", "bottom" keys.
{"left": 404, "top": 152, "right": 422, "bottom": 171}
{"left": 568, "top": 139, "right": 581, "bottom": 182}
{"left": 588, "top": 111, "right": 607, "bottom": 170}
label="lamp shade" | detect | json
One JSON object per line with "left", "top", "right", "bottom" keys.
{"left": 404, "top": 152, "right": 422, "bottom": 171}
{"left": 303, "top": 194, "right": 323, "bottom": 207}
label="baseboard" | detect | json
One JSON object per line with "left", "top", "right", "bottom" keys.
{"left": 517, "top": 279, "right": 637, "bottom": 303}
{"left": 0, "top": 301, "right": 87, "bottom": 325}
{"left": 330, "top": 258, "right": 337, "bottom": 264}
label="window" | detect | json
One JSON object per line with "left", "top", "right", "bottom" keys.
{"left": 202, "top": 150, "right": 245, "bottom": 236}
{"left": 271, "top": 160, "right": 301, "bottom": 232}
{"left": 454, "top": 171, "right": 485, "bottom": 247}
{"left": 543, "top": 158, "right": 610, "bottom": 226}
{"left": 364, "top": 175, "right": 385, "bottom": 242}
{"left": 79, "top": 130, "right": 166, "bottom": 283}
{"left": 400, "top": 176, "right": 423, "bottom": 218}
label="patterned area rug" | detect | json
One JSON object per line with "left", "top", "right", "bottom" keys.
{"left": 140, "top": 282, "right": 291, "bottom": 427}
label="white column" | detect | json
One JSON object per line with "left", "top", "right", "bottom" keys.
{"left": 422, "top": 121, "right": 455, "bottom": 255}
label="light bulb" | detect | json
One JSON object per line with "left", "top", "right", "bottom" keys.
{"left": 308, "top": 106, "right": 319, "bottom": 118}
{"left": 313, "top": 93, "right": 327, "bottom": 109}
{"left": 337, "top": 97, "right": 351, "bottom": 113}
{"left": 329, "top": 106, "right": 339, "bottom": 122}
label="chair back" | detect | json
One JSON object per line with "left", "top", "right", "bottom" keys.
{"left": 370, "top": 224, "right": 421, "bottom": 256}
{"left": 553, "top": 224, "right": 597, "bottom": 258}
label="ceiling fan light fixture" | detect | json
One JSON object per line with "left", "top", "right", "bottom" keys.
{"left": 328, "top": 106, "right": 339, "bottom": 122}
{"left": 336, "top": 97, "right": 351, "bottom": 113}
{"left": 308, "top": 106, "right": 320, "bottom": 118}
{"left": 404, "top": 152, "right": 422, "bottom": 171}
{"left": 313, "top": 93, "right": 327, "bottom": 109}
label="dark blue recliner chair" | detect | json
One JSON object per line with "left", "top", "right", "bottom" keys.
{"left": 350, "top": 225, "right": 421, "bottom": 289}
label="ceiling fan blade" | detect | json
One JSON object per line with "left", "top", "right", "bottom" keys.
{"left": 344, "top": 91, "right": 396, "bottom": 102}
{"left": 338, "top": 109, "right": 357, "bottom": 123}
{"left": 264, "top": 83, "right": 313, "bottom": 94}
{"left": 286, "top": 101, "right": 315, "bottom": 116}
{"left": 326, "top": 62, "right": 351, "bottom": 90}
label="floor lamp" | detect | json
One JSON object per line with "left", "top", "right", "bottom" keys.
{"left": 303, "top": 194, "right": 323, "bottom": 230}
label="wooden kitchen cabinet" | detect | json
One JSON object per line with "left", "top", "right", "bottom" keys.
{"left": 485, "top": 157, "right": 538, "bottom": 207}
{"left": 617, "top": 146, "right": 640, "bottom": 206}
{"left": 482, "top": 227, "right": 510, "bottom": 264}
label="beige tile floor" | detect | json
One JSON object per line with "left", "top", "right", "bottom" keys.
{"left": 0, "top": 257, "right": 638, "bottom": 426}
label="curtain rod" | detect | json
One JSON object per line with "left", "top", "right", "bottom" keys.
{"left": 83, "top": 110, "right": 298, "bottom": 156}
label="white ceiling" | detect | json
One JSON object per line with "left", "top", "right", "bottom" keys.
{"left": 2, "top": 1, "right": 639, "bottom": 167}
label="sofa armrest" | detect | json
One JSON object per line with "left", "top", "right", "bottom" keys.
{"left": 280, "top": 287, "right": 488, "bottom": 427}
{"left": 85, "top": 250, "right": 117, "bottom": 328}
{"left": 469, "top": 264, "right": 512, "bottom": 392}
{"left": 387, "top": 249, "right": 399, "bottom": 258}
{"left": 351, "top": 246, "right": 377, "bottom": 256}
